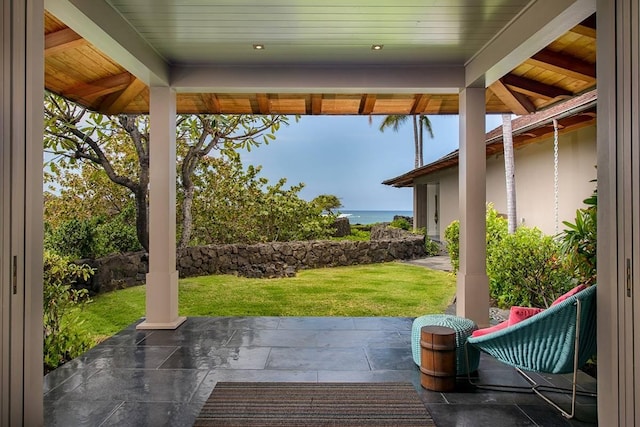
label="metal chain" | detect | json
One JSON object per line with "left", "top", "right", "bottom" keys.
{"left": 553, "top": 119, "right": 559, "bottom": 234}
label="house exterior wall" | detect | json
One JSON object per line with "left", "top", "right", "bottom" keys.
{"left": 415, "top": 167, "right": 458, "bottom": 241}
{"left": 416, "top": 124, "right": 597, "bottom": 241}
{"left": 490, "top": 125, "right": 597, "bottom": 235}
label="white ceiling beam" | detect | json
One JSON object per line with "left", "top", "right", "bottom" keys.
{"left": 171, "top": 65, "right": 464, "bottom": 94}
{"left": 45, "top": 0, "right": 170, "bottom": 85}
{"left": 465, "top": 0, "right": 596, "bottom": 88}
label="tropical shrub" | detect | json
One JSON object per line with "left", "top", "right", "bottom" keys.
{"left": 43, "top": 251, "right": 94, "bottom": 372}
{"left": 332, "top": 228, "right": 370, "bottom": 241}
{"left": 560, "top": 190, "right": 597, "bottom": 286}
{"left": 444, "top": 205, "right": 573, "bottom": 307}
{"left": 487, "top": 227, "right": 573, "bottom": 308}
{"left": 95, "top": 205, "right": 143, "bottom": 255}
{"left": 424, "top": 237, "right": 440, "bottom": 256}
{"left": 389, "top": 217, "right": 412, "bottom": 230}
{"left": 183, "top": 155, "right": 336, "bottom": 245}
{"left": 444, "top": 204, "right": 508, "bottom": 273}
{"left": 411, "top": 226, "right": 441, "bottom": 256}
{"left": 44, "top": 203, "right": 141, "bottom": 259}
{"left": 44, "top": 217, "right": 103, "bottom": 259}
{"left": 444, "top": 219, "right": 460, "bottom": 271}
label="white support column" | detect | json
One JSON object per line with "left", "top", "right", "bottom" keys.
{"left": 413, "top": 184, "right": 428, "bottom": 230}
{"left": 137, "top": 86, "right": 186, "bottom": 330}
{"left": 456, "top": 87, "right": 490, "bottom": 327}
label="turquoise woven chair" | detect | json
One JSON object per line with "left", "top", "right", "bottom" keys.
{"left": 466, "top": 285, "right": 597, "bottom": 419}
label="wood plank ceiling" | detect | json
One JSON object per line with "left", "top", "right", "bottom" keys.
{"left": 44, "top": 8, "right": 596, "bottom": 116}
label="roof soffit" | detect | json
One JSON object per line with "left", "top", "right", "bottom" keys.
{"left": 465, "top": 0, "right": 596, "bottom": 87}
{"left": 45, "top": 0, "right": 170, "bottom": 85}
{"left": 43, "top": 2, "right": 596, "bottom": 115}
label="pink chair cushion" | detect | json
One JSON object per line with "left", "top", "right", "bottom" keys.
{"left": 508, "top": 306, "right": 544, "bottom": 324}
{"left": 551, "top": 284, "right": 587, "bottom": 306}
{"left": 471, "top": 306, "right": 544, "bottom": 337}
{"left": 469, "top": 286, "right": 589, "bottom": 338}
{"left": 471, "top": 320, "right": 509, "bottom": 337}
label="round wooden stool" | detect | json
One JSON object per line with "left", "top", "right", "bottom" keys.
{"left": 419, "top": 325, "right": 456, "bottom": 392}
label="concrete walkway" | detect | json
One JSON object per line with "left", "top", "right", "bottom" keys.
{"left": 403, "top": 255, "right": 452, "bottom": 272}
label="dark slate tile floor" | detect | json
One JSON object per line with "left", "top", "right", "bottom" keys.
{"left": 43, "top": 316, "right": 597, "bottom": 426}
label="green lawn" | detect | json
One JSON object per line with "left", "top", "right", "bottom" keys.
{"left": 80, "top": 261, "right": 456, "bottom": 343}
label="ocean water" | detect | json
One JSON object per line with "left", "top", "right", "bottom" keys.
{"left": 338, "top": 210, "right": 413, "bottom": 225}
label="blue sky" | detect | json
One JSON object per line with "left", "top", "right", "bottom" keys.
{"left": 240, "top": 114, "right": 505, "bottom": 211}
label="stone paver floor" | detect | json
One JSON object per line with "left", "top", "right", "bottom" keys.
{"left": 44, "top": 316, "right": 597, "bottom": 426}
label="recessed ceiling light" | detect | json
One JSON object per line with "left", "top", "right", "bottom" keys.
{"left": 253, "top": 44, "right": 265, "bottom": 50}
{"left": 371, "top": 44, "right": 384, "bottom": 51}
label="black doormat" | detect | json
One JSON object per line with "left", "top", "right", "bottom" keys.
{"left": 194, "top": 382, "right": 435, "bottom": 426}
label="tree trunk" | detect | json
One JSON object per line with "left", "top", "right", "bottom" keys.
{"left": 134, "top": 187, "right": 149, "bottom": 251}
{"left": 412, "top": 115, "right": 419, "bottom": 169}
{"left": 178, "top": 144, "right": 201, "bottom": 249}
{"left": 179, "top": 184, "right": 194, "bottom": 248}
{"left": 502, "top": 113, "right": 517, "bottom": 234}
{"left": 418, "top": 116, "right": 424, "bottom": 167}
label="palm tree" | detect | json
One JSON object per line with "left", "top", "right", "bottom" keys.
{"left": 378, "top": 114, "right": 434, "bottom": 168}
{"left": 501, "top": 113, "right": 517, "bottom": 234}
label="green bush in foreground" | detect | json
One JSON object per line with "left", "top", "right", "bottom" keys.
{"left": 43, "top": 251, "right": 94, "bottom": 372}
{"left": 444, "top": 204, "right": 508, "bottom": 274}
{"left": 560, "top": 190, "right": 597, "bottom": 286}
{"left": 444, "top": 204, "right": 574, "bottom": 308}
{"left": 444, "top": 220, "right": 460, "bottom": 271}
{"left": 487, "top": 227, "right": 572, "bottom": 308}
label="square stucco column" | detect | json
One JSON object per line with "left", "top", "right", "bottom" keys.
{"left": 456, "top": 87, "right": 490, "bottom": 327}
{"left": 137, "top": 86, "right": 186, "bottom": 330}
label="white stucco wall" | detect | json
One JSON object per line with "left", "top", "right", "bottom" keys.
{"left": 416, "top": 124, "right": 597, "bottom": 240}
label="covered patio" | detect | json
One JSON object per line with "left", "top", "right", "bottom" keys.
{"left": 2, "top": 0, "right": 638, "bottom": 425}
{"left": 43, "top": 316, "right": 597, "bottom": 426}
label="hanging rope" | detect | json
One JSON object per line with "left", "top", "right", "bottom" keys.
{"left": 553, "top": 119, "right": 559, "bottom": 234}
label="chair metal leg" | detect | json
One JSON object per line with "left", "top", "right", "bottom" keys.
{"left": 465, "top": 299, "right": 597, "bottom": 420}
{"left": 515, "top": 299, "right": 596, "bottom": 419}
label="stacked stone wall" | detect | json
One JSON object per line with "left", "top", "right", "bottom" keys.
{"left": 77, "top": 231, "right": 426, "bottom": 294}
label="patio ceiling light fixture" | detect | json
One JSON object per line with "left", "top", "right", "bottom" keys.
{"left": 253, "top": 44, "right": 265, "bottom": 50}
{"left": 371, "top": 44, "right": 384, "bottom": 51}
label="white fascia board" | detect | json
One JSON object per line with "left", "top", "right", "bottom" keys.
{"left": 465, "top": 0, "right": 596, "bottom": 88}
{"left": 45, "top": 0, "right": 170, "bottom": 85}
{"left": 170, "top": 65, "right": 464, "bottom": 94}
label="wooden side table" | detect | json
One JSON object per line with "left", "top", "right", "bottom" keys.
{"left": 419, "top": 325, "right": 456, "bottom": 392}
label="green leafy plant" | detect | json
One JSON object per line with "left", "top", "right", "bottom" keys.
{"left": 444, "top": 205, "right": 572, "bottom": 307}
{"left": 182, "top": 154, "right": 335, "bottom": 245}
{"left": 411, "top": 226, "right": 440, "bottom": 256}
{"left": 43, "top": 251, "right": 94, "bottom": 372}
{"left": 44, "top": 217, "right": 103, "bottom": 259}
{"left": 487, "top": 227, "right": 573, "bottom": 308}
{"left": 424, "top": 237, "right": 440, "bottom": 256}
{"left": 560, "top": 189, "right": 597, "bottom": 286}
{"left": 332, "top": 228, "right": 371, "bottom": 241}
{"left": 389, "top": 217, "right": 411, "bottom": 230}
{"left": 444, "top": 204, "right": 508, "bottom": 273}
{"left": 444, "top": 220, "right": 460, "bottom": 271}
{"left": 44, "top": 202, "right": 142, "bottom": 259}
{"left": 95, "top": 204, "right": 143, "bottom": 255}
{"left": 312, "top": 194, "right": 343, "bottom": 215}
